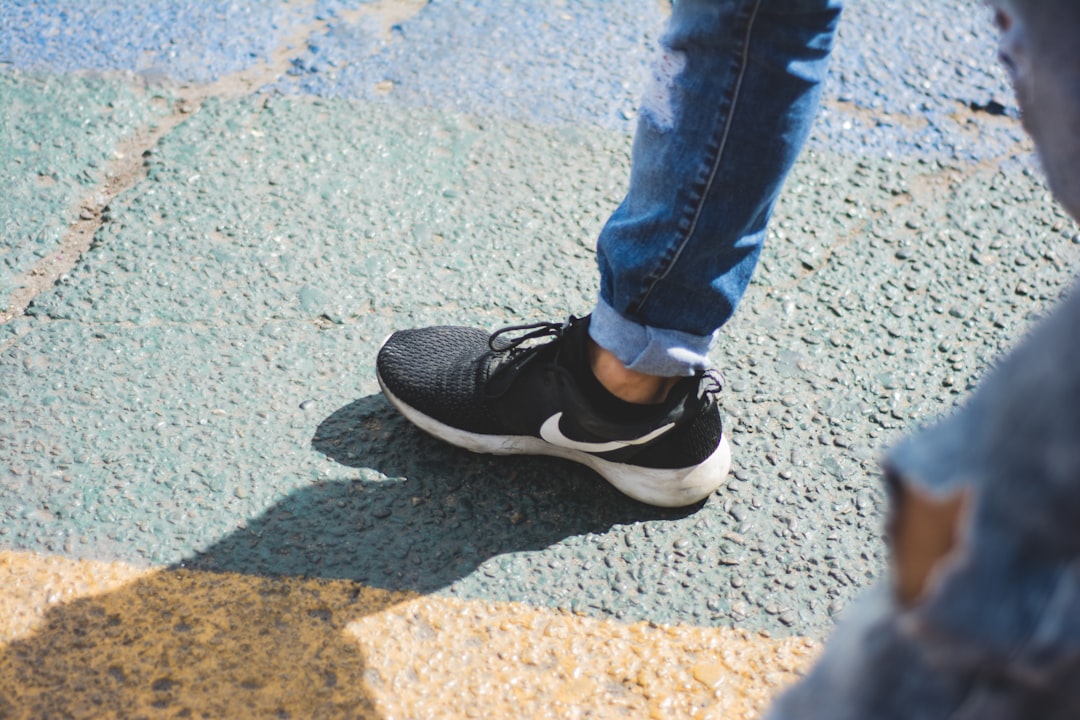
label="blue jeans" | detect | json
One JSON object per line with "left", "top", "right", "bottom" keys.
{"left": 589, "top": 0, "right": 843, "bottom": 376}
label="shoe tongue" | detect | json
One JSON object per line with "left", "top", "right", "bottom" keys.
{"left": 483, "top": 316, "right": 588, "bottom": 396}
{"left": 555, "top": 315, "right": 592, "bottom": 372}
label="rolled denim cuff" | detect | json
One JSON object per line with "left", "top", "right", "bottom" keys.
{"left": 882, "top": 411, "right": 977, "bottom": 501}
{"left": 588, "top": 297, "right": 714, "bottom": 377}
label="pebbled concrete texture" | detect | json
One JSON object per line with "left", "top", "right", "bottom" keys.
{"left": 0, "top": 71, "right": 171, "bottom": 314}
{"left": 1, "top": 551, "right": 816, "bottom": 719}
{"left": 277, "top": 0, "right": 666, "bottom": 130}
{"left": 3, "top": 0, "right": 1080, "bottom": 714}
{"left": 0, "top": 0, "right": 302, "bottom": 83}
{"left": 27, "top": 94, "right": 622, "bottom": 327}
{"left": 8, "top": 92, "right": 1075, "bottom": 633}
{"left": 817, "top": 0, "right": 1024, "bottom": 160}
{"left": 274, "top": 0, "right": 1023, "bottom": 158}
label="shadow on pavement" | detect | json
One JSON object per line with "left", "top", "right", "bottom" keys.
{"left": 0, "top": 394, "right": 696, "bottom": 717}
{"left": 270, "top": 394, "right": 696, "bottom": 587}
{"left": 0, "top": 563, "right": 396, "bottom": 717}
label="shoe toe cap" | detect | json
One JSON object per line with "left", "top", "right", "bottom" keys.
{"left": 376, "top": 325, "right": 494, "bottom": 426}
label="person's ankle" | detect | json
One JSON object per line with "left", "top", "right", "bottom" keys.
{"left": 586, "top": 339, "right": 680, "bottom": 404}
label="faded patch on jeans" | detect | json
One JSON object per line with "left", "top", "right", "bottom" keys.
{"left": 640, "top": 46, "right": 686, "bottom": 131}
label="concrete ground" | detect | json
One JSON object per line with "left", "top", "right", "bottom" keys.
{"left": 2, "top": 0, "right": 1077, "bottom": 717}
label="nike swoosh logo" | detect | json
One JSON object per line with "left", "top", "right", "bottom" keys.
{"left": 539, "top": 413, "right": 675, "bottom": 453}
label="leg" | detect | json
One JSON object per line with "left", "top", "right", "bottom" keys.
{"left": 591, "top": 0, "right": 843, "bottom": 378}
{"left": 375, "top": 0, "right": 841, "bottom": 506}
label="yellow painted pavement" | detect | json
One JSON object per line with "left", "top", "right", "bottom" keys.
{"left": 0, "top": 551, "right": 817, "bottom": 719}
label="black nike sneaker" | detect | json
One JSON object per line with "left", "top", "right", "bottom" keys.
{"left": 375, "top": 315, "right": 731, "bottom": 507}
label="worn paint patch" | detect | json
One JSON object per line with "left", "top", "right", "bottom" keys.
{"left": 0, "top": 551, "right": 817, "bottom": 718}
{"left": 640, "top": 45, "right": 687, "bottom": 131}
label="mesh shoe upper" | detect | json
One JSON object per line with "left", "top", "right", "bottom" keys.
{"left": 376, "top": 324, "right": 503, "bottom": 434}
{"left": 376, "top": 316, "right": 723, "bottom": 470}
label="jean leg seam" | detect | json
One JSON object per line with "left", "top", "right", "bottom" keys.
{"left": 628, "top": 0, "right": 764, "bottom": 318}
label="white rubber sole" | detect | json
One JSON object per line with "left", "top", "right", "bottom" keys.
{"left": 377, "top": 375, "right": 731, "bottom": 508}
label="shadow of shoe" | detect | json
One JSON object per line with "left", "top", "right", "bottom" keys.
{"left": 0, "top": 394, "right": 702, "bottom": 718}
{"left": 183, "top": 394, "right": 699, "bottom": 591}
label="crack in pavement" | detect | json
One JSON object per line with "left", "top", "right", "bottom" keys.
{"left": 0, "top": 0, "right": 430, "bottom": 326}
{"left": 0, "top": 0, "right": 1019, "bottom": 328}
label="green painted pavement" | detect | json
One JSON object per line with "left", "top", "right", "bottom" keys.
{"left": 30, "top": 95, "right": 624, "bottom": 327}
{"left": 0, "top": 70, "right": 171, "bottom": 312}
{"left": 5, "top": 91, "right": 1078, "bottom": 636}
